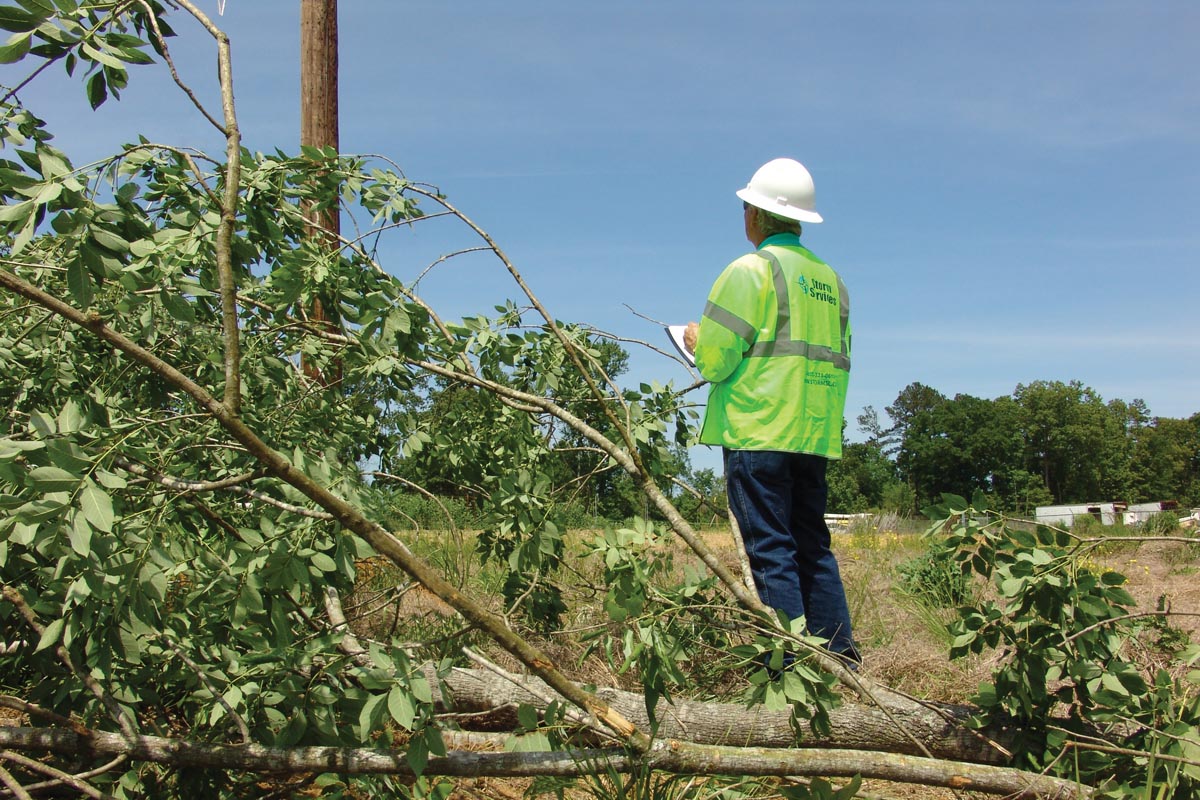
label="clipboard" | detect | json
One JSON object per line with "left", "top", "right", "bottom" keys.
{"left": 665, "top": 325, "right": 695, "bottom": 366}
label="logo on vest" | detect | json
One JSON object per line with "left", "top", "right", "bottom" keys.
{"left": 798, "top": 276, "right": 838, "bottom": 306}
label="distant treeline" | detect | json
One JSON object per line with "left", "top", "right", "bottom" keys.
{"left": 376, "top": 369, "right": 1198, "bottom": 528}
{"left": 828, "top": 380, "right": 1200, "bottom": 516}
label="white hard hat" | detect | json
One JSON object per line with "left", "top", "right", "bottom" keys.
{"left": 736, "top": 158, "right": 823, "bottom": 224}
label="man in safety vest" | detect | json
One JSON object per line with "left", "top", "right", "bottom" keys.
{"left": 684, "top": 158, "right": 859, "bottom": 665}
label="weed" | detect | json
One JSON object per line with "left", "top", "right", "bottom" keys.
{"left": 895, "top": 545, "right": 974, "bottom": 609}
{"left": 1141, "top": 511, "right": 1181, "bottom": 536}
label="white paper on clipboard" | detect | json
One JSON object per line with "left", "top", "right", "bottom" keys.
{"left": 665, "top": 325, "right": 695, "bottom": 366}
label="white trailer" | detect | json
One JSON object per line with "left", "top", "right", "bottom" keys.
{"left": 1123, "top": 500, "right": 1180, "bottom": 526}
{"left": 1035, "top": 502, "right": 1127, "bottom": 528}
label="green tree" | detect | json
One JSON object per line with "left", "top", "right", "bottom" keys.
{"left": 827, "top": 439, "right": 897, "bottom": 512}
{"left": 1013, "top": 380, "right": 1130, "bottom": 504}
{"left": 1130, "top": 413, "right": 1200, "bottom": 506}
{"left": 864, "top": 381, "right": 947, "bottom": 462}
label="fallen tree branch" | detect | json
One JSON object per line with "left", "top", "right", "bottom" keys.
{"left": 0, "top": 266, "right": 645, "bottom": 749}
{"left": 317, "top": 583, "right": 1012, "bottom": 767}
{"left": 435, "top": 663, "right": 1013, "bottom": 764}
{"left": 0, "top": 726, "right": 1091, "bottom": 798}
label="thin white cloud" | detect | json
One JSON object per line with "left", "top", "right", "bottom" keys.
{"left": 866, "top": 327, "right": 1198, "bottom": 354}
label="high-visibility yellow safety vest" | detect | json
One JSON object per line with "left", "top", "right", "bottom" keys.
{"left": 694, "top": 233, "right": 850, "bottom": 458}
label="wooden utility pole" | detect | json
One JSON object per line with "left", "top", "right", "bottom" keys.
{"left": 300, "top": 0, "right": 340, "bottom": 383}
{"left": 301, "top": 0, "right": 339, "bottom": 185}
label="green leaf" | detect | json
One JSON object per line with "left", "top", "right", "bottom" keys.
{"left": 10, "top": 212, "right": 35, "bottom": 254}
{"left": 122, "top": 47, "right": 154, "bottom": 66}
{"left": 411, "top": 674, "right": 433, "bottom": 705}
{"left": 835, "top": 775, "right": 863, "bottom": 800}
{"left": 94, "top": 469, "right": 127, "bottom": 490}
{"left": 782, "top": 670, "right": 810, "bottom": 703}
{"left": 406, "top": 734, "right": 429, "bottom": 776}
{"left": 15, "top": 497, "right": 68, "bottom": 523}
{"left": 1100, "top": 672, "right": 1129, "bottom": 697}
{"left": 67, "top": 257, "right": 93, "bottom": 307}
{"left": 68, "top": 510, "right": 92, "bottom": 556}
{"left": 80, "top": 40, "right": 125, "bottom": 70}
{"left": 276, "top": 709, "right": 307, "bottom": 746}
{"left": 999, "top": 577, "right": 1024, "bottom": 598}
{"left": 516, "top": 703, "right": 539, "bottom": 731}
{"left": 234, "top": 579, "right": 263, "bottom": 625}
{"left": 86, "top": 71, "right": 107, "bottom": 108}
{"left": 1106, "top": 587, "right": 1136, "bottom": 607}
{"left": 0, "top": 199, "right": 33, "bottom": 224}
{"left": 36, "top": 617, "right": 64, "bottom": 651}
{"left": 357, "top": 692, "right": 385, "bottom": 738}
{"left": 8, "top": 520, "right": 36, "bottom": 545}
{"left": 79, "top": 480, "right": 114, "bottom": 532}
{"left": 424, "top": 725, "right": 446, "bottom": 757}
{"left": 27, "top": 465, "right": 80, "bottom": 492}
{"left": 0, "top": 7, "right": 38, "bottom": 32}
{"left": 1027, "top": 548, "right": 1053, "bottom": 566}
{"left": 503, "top": 731, "right": 551, "bottom": 754}
{"left": 54, "top": 400, "right": 85, "bottom": 435}
{"left": 161, "top": 291, "right": 194, "bottom": 322}
{"left": 0, "top": 32, "right": 30, "bottom": 63}
{"left": 387, "top": 685, "right": 415, "bottom": 729}
{"left": 1100, "top": 571, "right": 1126, "bottom": 586}
{"left": 940, "top": 492, "right": 968, "bottom": 511}
{"left": 90, "top": 227, "right": 129, "bottom": 253}
{"left": 16, "top": 0, "right": 55, "bottom": 15}
{"left": 0, "top": 439, "right": 44, "bottom": 460}
{"left": 37, "top": 148, "right": 70, "bottom": 179}
{"left": 951, "top": 631, "right": 977, "bottom": 649}
{"left": 309, "top": 552, "right": 336, "bottom": 572}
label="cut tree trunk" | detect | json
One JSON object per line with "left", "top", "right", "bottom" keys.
{"left": 436, "top": 665, "right": 1017, "bottom": 765}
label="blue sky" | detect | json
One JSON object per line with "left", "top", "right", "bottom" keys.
{"left": 7, "top": 2, "right": 1198, "bottom": 471}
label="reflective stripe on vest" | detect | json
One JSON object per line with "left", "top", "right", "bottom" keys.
{"left": 704, "top": 250, "right": 851, "bottom": 371}
{"left": 702, "top": 300, "right": 757, "bottom": 343}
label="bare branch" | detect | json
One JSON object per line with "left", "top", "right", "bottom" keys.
{"left": 0, "top": 764, "right": 33, "bottom": 800}
{"left": 403, "top": 187, "right": 640, "bottom": 459}
{"left": 113, "top": 455, "right": 260, "bottom": 492}
{"left": 0, "top": 697, "right": 72, "bottom": 729}
{"left": 0, "top": 750, "right": 112, "bottom": 800}
{"left": 0, "top": 726, "right": 1093, "bottom": 797}
{"left": 1063, "top": 610, "right": 1200, "bottom": 645}
{"left": 133, "top": 0, "right": 226, "bottom": 133}
{"left": 171, "top": 0, "right": 243, "bottom": 412}
{"left": 412, "top": 246, "right": 491, "bottom": 288}
{"left": 322, "top": 587, "right": 372, "bottom": 668}
{"left": 114, "top": 455, "right": 335, "bottom": 519}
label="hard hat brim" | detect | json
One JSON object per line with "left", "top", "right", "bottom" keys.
{"left": 737, "top": 187, "right": 823, "bottom": 224}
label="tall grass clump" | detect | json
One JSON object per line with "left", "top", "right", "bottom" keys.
{"left": 896, "top": 543, "right": 974, "bottom": 610}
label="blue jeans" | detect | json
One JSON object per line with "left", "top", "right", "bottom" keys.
{"left": 724, "top": 449, "right": 859, "bottom": 661}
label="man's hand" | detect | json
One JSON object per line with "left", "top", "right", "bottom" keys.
{"left": 683, "top": 321, "right": 699, "bottom": 354}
